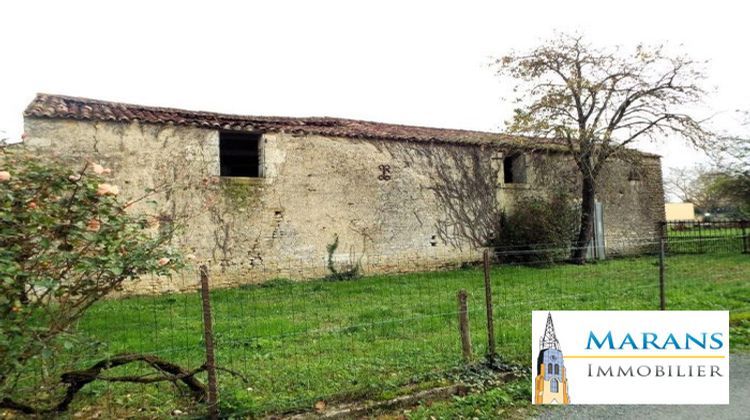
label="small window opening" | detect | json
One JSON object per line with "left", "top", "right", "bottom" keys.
{"left": 503, "top": 154, "right": 526, "bottom": 184}
{"left": 555, "top": 364, "right": 559, "bottom": 375}
{"left": 220, "top": 131, "right": 262, "bottom": 177}
{"left": 628, "top": 168, "right": 642, "bottom": 182}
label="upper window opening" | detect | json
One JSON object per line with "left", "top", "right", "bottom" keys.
{"left": 220, "top": 132, "right": 262, "bottom": 177}
{"left": 628, "top": 167, "right": 642, "bottom": 182}
{"left": 503, "top": 153, "right": 527, "bottom": 184}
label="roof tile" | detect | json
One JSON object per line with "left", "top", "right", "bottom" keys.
{"left": 25, "top": 93, "right": 531, "bottom": 147}
{"left": 23, "top": 93, "right": 656, "bottom": 158}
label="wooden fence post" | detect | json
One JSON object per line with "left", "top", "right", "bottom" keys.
{"left": 457, "top": 289, "right": 472, "bottom": 361}
{"left": 483, "top": 249, "right": 496, "bottom": 365}
{"left": 659, "top": 238, "right": 666, "bottom": 311}
{"left": 199, "top": 265, "right": 219, "bottom": 419}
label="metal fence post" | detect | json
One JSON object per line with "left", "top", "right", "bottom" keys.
{"left": 659, "top": 221, "right": 668, "bottom": 255}
{"left": 199, "top": 265, "right": 219, "bottom": 419}
{"left": 457, "top": 289, "right": 472, "bottom": 361}
{"left": 483, "top": 249, "right": 496, "bottom": 365}
{"left": 659, "top": 238, "right": 666, "bottom": 310}
{"left": 697, "top": 221, "right": 704, "bottom": 253}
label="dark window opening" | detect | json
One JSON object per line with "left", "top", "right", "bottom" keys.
{"left": 220, "top": 132, "right": 262, "bottom": 177}
{"left": 628, "top": 167, "right": 642, "bottom": 182}
{"left": 503, "top": 154, "right": 527, "bottom": 184}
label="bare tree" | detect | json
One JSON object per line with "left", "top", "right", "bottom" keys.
{"left": 496, "top": 33, "right": 712, "bottom": 263}
{"left": 711, "top": 111, "right": 749, "bottom": 174}
{"left": 664, "top": 167, "right": 694, "bottom": 203}
{"left": 696, "top": 111, "right": 750, "bottom": 217}
{"left": 664, "top": 166, "right": 728, "bottom": 215}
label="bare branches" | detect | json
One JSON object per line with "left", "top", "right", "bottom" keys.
{"left": 665, "top": 165, "right": 749, "bottom": 217}
{"left": 423, "top": 146, "right": 501, "bottom": 249}
{"left": 495, "top": 33, "right": 712, "bottom": 262}
{"left": 0, "top": 354, "right": 209, "bottom": 415}
{"left": 709, "top": 111, "right": 750, "bottom": 175}
{"left": 497, "top": 35, "right": 712, "bottom": 160}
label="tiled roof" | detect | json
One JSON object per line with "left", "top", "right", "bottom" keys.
{"left": 24, "top": 93, "right": 540, "bottom": 148}
{"left": 23, "top": 94, "right": 657, "bottom": 158}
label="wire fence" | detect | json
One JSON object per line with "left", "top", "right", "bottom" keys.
{"left": 664, "top": 219, "right": 749, "bottom": 254}
{"left": 7, "top": 234, "right": 750, "bottom": 418}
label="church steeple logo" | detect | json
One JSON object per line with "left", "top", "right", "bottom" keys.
{"left": 534, "top": 312, "right": 570, "bottom": 404}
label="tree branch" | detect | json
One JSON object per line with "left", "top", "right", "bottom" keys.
{"left": 0, "top": 353, "right": 212, "bottom": 415}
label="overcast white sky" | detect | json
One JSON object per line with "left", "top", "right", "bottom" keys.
{"left": 1, "top": 0, "right": 748, "bottom": 184}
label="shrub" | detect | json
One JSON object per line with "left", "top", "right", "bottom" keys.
{"left": 0, "top": 142, "right": 182, "bottom": 410}
{"left": 492, "top": 191, "right": 579, "bottom": 264}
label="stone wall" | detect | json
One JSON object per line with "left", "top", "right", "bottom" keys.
{"left": 512, "top": 150, "right": 666, "bottom": 254}
{"left": 596, "top": 157, "right": 666, "bottom": 254}
{"left": 24, "top": 117, "right": 664, "bottom": 294}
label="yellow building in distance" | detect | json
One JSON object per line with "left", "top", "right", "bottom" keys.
{"left": 534, "top": 313, "right": 570, "bottom": 404}
{"left": 665, "top": 202, "right": 695, "bottom": 221}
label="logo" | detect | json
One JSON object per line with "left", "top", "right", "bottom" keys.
{"left": 531, "top": 311, "right": 729, "bottom": 404}
{"left": 534, "top": 313, "right": 570, "bottom": 404}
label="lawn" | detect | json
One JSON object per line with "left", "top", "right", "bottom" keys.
{"left": 666, "top": 225, "right": 748, "bottom": 254}
{"left": 13, "top": 252, "right": 749, "bottom": 418}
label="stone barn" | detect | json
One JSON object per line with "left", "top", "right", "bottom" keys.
{"left": 23, "top": 94, "right": 665, "bottom": 293}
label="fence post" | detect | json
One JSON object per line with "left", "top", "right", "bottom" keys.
{"left": 457, "top": 289, "right": 472, "bottom": 361}
{"left": 659, "top": 238, "right": 666, "bottom": 311}
{"left": 199, "top": 265, "right": 219, "bottom": 419}
{"left": 660, "top": 221, "right": 668, "bottom": 255}
{"left": 697, "top": 221, "right": 704, "bottom": 253}
{"left": 483, "top": 249, "right": 496, "bottom": 365}
{"left": 742, "top": 221, "right": 748, "bottom": 254}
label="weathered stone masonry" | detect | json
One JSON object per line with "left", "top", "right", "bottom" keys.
{"left": 23, "top": 94, "right": 665, "bottom": 294}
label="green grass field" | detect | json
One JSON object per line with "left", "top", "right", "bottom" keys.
{"left": 14, "top": 252, "right": 749, "bottom": 418}
{"left": 666, "top": 225, "right": 748, "bottom": 254}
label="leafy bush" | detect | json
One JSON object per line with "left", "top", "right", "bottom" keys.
{"left": 492, "top": 191, "right": 579, "bottom": 264}
{"left": 0, "top": 142, "right": 182, "bottom": 409}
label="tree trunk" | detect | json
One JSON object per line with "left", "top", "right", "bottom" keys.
{"left": 571, "top": 175, "right": 596, "bottom": 264}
